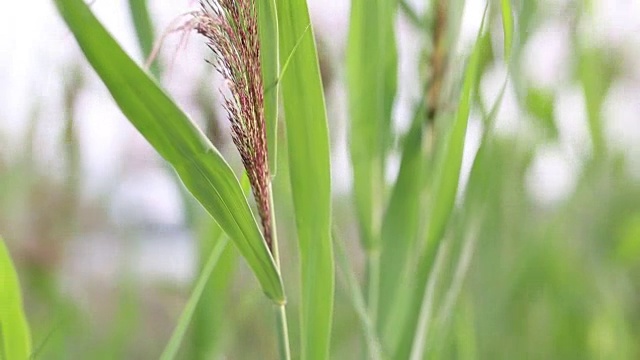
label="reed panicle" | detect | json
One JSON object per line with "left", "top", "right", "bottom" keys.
{"left": 195, "top": 0, "right": 273, "bottom": 251}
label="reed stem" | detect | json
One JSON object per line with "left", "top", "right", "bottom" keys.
{"left": 268, "top": 183, "right": 291, "bottom": 360}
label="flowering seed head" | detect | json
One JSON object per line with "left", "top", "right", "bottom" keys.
{"left": 195, "top": 0, "right": 273, "bottom": 251}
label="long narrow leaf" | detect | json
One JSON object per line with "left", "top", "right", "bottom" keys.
{"left": 127, "top": 0, "right": 159, "bottom": 77}
{"left": 53, "top": 0, "right": 284, "bottom": 303}
{"left": 579, "top": 47, "right": 612, "bottom": 157}
{"left": 500, "top": 0, "right": 513, "bottom": 62}
{"left": 161, "top": 237, "right": 229, "bottom": 360}
{"left": 377, "top": 106, "right": 426, "bottom": 338}
{"left": 334, "top": 232, "right": 383, "bottom": 360}
{"left": 347, "top": 2, "right": 398, "bottom": 353}
{"left": 0, "top": 236, "right": 32, "bottom": 360}
{"left": 190, "top": 218, "right": 237, "bottom": 359}
{"left": 347, "top": 0, "right": 398, "bottom": 249}
{"left": 258, "top": 0, "right": 280, "bottom": 174}
{"left": 276, "top": 1, "right": 334, "bottom": 358}
{"left": 409, "top": 240, "right": 451, "bottom": 360}
{"left": 393, "top": 21, "right": 485, "bottom": 359}
{"left": 422, "top": 17, "right": 483, "bottom": 270}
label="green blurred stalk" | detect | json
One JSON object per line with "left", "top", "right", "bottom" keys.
{"left": 190, "top": 215, "right": 235, "bottom": 359}
{"left": 128, "top": 0, "right": 160, "bottom": 77}
{"left": 366, "top": 250, "right": 380, "bottom": 338}
{"left": 334, "top": 231, "right": 383, "bottom": 360}
{"left": 399, "top": 0, "right": 423, "bottom": 29}
{"left": 160, "top": 236, "right": 230, "bottom": 360}
{"left": 347, "top": 1, "right": 398, "bottom": 356}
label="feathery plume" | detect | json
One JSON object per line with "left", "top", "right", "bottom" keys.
{"left": 195, "top": 0, "right": 273, "bottom": 251}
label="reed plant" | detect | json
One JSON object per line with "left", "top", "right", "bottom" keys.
{"left": 1, "top": 0, "right": 639, "bottom": 359}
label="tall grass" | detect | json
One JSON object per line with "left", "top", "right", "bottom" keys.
{"left": 0, "top": 0, "right": 638, "bottom": 358}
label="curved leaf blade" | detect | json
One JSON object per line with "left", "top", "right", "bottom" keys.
{"left": 0, "top": 236, "right": 32, "bottom": 360}
{"left": 53, "top": 0, "right": 284, "bottom": 303}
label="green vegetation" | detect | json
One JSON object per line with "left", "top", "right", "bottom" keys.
{"left": 0, "top": 236, "right": 31, "bottom": 360}
{"left": 0, "top": 0, "right": 638, "bottom": 358}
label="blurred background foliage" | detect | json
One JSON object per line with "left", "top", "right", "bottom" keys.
{"left": 1, "top": 0, "right": 639, "bottom": 358}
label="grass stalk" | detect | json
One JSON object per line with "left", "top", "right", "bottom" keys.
{"left": 399, "top": 0, "right": 423, "bottom": 28}
{"left": 160, "top": 237, "right": 230, "bottom": 360}
{"left": 268, "top": 184, "right": 291, "bottom": 360}
{"left": 334, "top": 232, "right": 383, "bottom": 360}
{"left": 274, "top": 304, "right": 292, "bottom": 360}
{"left": 365, "top": 248, "right": 380, "bottom": 339}
{"left": 409, "top": 240, "right": 451, "bottom": 360}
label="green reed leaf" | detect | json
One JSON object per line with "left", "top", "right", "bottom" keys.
{"left": 0, "top": 236, "right": 32, "bottom": 360}
{"left": 276, "top": 0, "right": 334, "bottom": 358}
{"left": 53, "top": 0, "right": 284, "bottom": 303}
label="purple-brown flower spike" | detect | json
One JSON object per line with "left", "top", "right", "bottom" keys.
{"left": 195, "top": 0, "right": 273, "bottom": 252}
